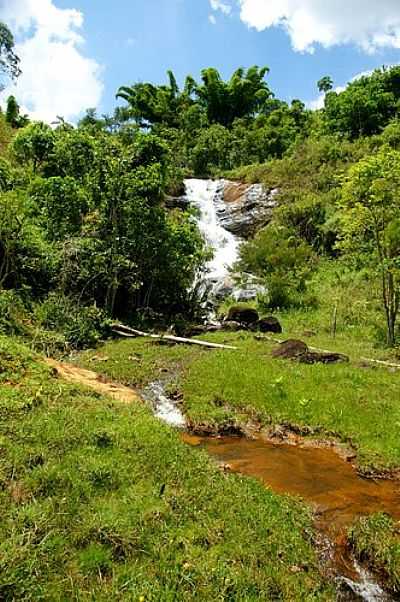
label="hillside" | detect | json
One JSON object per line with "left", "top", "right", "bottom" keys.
{"left": 1, "top": 23, "right": 400, "bottom": 599}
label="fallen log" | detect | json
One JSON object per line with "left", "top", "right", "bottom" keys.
{"left": 360, "top": 357, "right": 400, "bottom": 370}
{"left": 111, "top": 324, "right": 237, "bottom": 350}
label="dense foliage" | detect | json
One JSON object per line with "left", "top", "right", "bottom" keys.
{"left": 3, "top": 37, "right": 400, "bottom": 345}
{"left": 117, "top": 67, "right": 312, "bottom": 175}
{"left": 0, "top": 109, "right": 206, "bottom": 348}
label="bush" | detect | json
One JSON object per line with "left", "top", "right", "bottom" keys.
{"left": 34, "top": 294, "right": 107, "bottom": 349}
{"left": 0, "top": 290, "right": 28, "bottom": 335}
{"left": 237, "top": 224, "right": 318, "bottom": 309}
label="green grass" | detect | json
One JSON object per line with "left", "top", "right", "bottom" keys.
{"left": 182, "top": 333, "right": 400, "bottom": 470}
{"left": 81, "top": 327, "right": 400, "bottom": 472}
{"left": 349, "top": 514, "right": 400, "bottom": 593}
{"left": 0, "top": 335, "right": 333, "bottom": 600}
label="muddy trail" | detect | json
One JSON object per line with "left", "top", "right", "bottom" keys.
{"left": 45, "top": 359, "right": 140, "bottom": 404}
{"left": 48, "top": 359, "right": 399, "bottom": 600}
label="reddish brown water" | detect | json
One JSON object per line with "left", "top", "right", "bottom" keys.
{"left": 183, "top": 434, "right": 400, "bottom": 533}
{"left": 183, "top": 433, "right": 400, "bottom": 599}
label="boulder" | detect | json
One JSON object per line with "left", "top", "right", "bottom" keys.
{"left": 233, "top": 282, "right": 267, "bottom": 302}
{"left": 258, "top": 316, "right": 283, "bottom": 334}
{"left": 164, "top": 194, "right": 190, "bottom": 210}
{"left": 222, "top": 320, "right": 242, "bottom": 332}
{"left": 299, "top": 352, "right": 349, "bottom": 365}
{"left": 271, "top": 339, "right": 308, "bottom": 359}
{"left": 214, "top": 180, "right": 279, "bottom": 238}
{"left": 211, "top": 276, "right": 235, "bottom": 301}
{"left": 272, "top": 340, "right": 350, "bottom": 365}
{"left": 226, "top": 306, "right": 259, "bottom": 326}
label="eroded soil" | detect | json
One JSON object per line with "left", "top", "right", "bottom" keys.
{"left": 45, "top": 358, "right": 141, "bottom": 404}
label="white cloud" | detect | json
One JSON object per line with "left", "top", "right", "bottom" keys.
{"left": 209, "top": 14, "right": 217, "bottom": 25}
{"left": 237, "top": 0, "right": 400, "bottom": 53}
{"left": 210, "top": 0, "right": 232, "bottom": 16}
{"left": 0, "top": 0, "right": 103, "bottom": 123}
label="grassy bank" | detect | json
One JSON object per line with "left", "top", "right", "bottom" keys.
{"left": 0, "top": 336, "right": 332, "bottom": 600}
{"left": 80, "top": 324, "right": 400, "bottom": 473}
{"left": 349, "top": 514, "right": 400, "bottom": 594}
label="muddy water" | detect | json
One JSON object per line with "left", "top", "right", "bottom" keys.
{"left": 183, "top": 435, "right": 400, "bottom": 533}
{"left": 183, "top": 433, "right": 400, "bottom": 600}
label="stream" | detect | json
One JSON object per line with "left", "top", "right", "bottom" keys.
{"left": 142, "top": 373, "right": 399, "bottom": 601}
{"left": 53, "top": 179, "right": 397, "bottom": 600}
{"left": 183, "top": 434, "right": 399, "bottom": 601}
{"left": 174, "top": 178, "right": 400, "bottom": 600}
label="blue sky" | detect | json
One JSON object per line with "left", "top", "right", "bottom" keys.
{"left": 1, "top": 0, "right": 400, "bottom": 122}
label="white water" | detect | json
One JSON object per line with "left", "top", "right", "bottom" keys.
{"left": 338, "top": 562, "right": 391, "bottom": 601}
{"left": 185, "top": 179, "right": 239, "bottom": 281}
{"left": 144, "top": 382, "right": 186, "bottom": 429}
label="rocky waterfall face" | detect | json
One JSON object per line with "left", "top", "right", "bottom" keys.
{"left": 184, "top": 179, "right": 240, "bottom": 282}
{"left": 182, "top": 178, "right": 277, "bottom": 302}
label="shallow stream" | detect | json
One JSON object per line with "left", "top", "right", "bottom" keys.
{"left": 183, "top": 433, "right": 400, "bottom": 601}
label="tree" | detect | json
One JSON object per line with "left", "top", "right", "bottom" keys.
{"left": 117, "top": 70, "right": 190, "bottom": 128}
{"left": 12, "top": 122, "right": 55, "bottom": 171}
{"left": 29, "top": 176, "right": 89, "bottom": 241}
{"left": 317, "top": 76, "right": 333, "bottom": 93}
{"left": 117, "top": 66, "right": 272, "bottom": 129}
{"left": 0, "top": 190, "right": 52, "bottom": 294}
{"left": 324, "top": 66, "right": 400, "bottom": 138}
{"left": 0, "top": 22, "right": 21, "bottom": 90}
{"left": 5, "top": 95, "right": 28, "bottom": 128}
{"left": 194, "top": 66, "right": 271, "bottom": 126}
{"left": 339, "top": 148, "right": 400, "bottom": 346}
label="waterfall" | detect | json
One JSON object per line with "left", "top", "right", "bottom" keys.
{"left": 184, "top": 178, "right": 240, "bottom": 282}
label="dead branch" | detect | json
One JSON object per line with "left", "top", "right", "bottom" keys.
{"left": 111, "top": 324, "right": 237, "bottom": 351}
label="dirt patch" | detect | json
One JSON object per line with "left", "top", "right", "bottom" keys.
{"left": 45, "top": 359, "right": 141, "bottom": 404}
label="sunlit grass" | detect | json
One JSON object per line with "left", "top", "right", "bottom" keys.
{"left": 0, "top": 336, "right": 332, "bottom": 600}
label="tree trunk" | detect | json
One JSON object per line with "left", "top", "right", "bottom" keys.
{"left": 384, "top": 271, "right": 397, "bottom": 347}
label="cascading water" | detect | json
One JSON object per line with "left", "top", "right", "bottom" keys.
{"left": 184, "top": 178, "right": 240, "bottom": 284}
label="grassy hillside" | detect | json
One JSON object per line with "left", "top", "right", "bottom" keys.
{"left": 0, "top": 336, "right": 333, "bottom": 600}
{"left": 78, "top": 320, "right": 400, "bottom": 473}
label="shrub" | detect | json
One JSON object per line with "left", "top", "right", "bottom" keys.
{"left": 0, "top": 289, "right": 28, "bottom": 335}
{"left": 237, "top": 224, "right": 318, "bottom": 309}
{"left": 34, "top": 294, "right": 107, "bottom": 349}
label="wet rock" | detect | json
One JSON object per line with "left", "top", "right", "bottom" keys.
{"left": 226, "top": 306, "right": 259, "bottom": 326}
{"left": 299, "top": 352, "right": 349, "bottom": 365}
{"left": 210, "top": 273, "right": 267, "bottom": 303}
{"left": 232, "top": 282, "right": 266, "bottom": 302}
{"left": 272, "top": 339, "right": 308, "bottom": 359}
{"left": 258, "top": 316, "right": 282, "bottom": 334}
{"left": 215, "top": 180, "right": 279, "bottom": 238}
{"left": 211, "top": 276, "right": 235, "bottom": 300}
{"left": 222, "top": 320, "right": 242, "bottom": 332}
{"left": 164, "top": 194, "right": 190, "bottom": 210}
